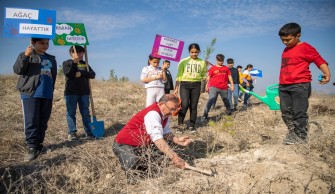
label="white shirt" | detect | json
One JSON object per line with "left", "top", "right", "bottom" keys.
{"left": 141, "top": 65, "right": 166, "bottom": 88}
{"left": 144, "top": 110, "right": 171, "bottom": 142}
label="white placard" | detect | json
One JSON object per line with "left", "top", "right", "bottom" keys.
{"left": 158, "top": 46, "right": 177, "bottom": 58}
{"left": 5, "top": 8, "right": 39, "bottom": 20}
{"left": 160, "top": 36, "right": 180, "bottom": 49}
{"left": 19, "top": 23, "right": 52, "bottom": 35}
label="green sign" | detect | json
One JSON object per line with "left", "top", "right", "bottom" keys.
{"left": 52, "top": 23, "right": 89, "bottom": 45}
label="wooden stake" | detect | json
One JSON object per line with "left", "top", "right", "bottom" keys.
{"left": 185, "top": 163, "right": 214, "bottom": 176}
{"left": 84, "top": 45, "right": 96, "bottom": 117}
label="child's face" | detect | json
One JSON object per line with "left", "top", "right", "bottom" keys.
{"left": 216, "top": 60, "right": 224, "bottom": 66}
{"left": 150, "top": 58, "right": 160, "bottom": 67}
{"left": 237, "top": 68, "right": 242, "bottom": 72}
{"left": 71, "top": 51, "right": 84, "bottom": 60}
{"left": 189, "top": 48, "right": 200, "bottom": 59}
{"left": 33, "top": 39, "right": 49, "bottom": 53}
{"left": 163, "top": 62, "right": 170, "bottom": 69}
{"left": 280, "top": 34, "right": 300, "bottom": 48}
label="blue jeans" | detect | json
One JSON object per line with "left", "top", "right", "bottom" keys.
{"left": 65, "top": 95, "right": 92, "bottom": 135}
{"left": 243, "top": 86, "right": 252, "bottom": 106}
{"left": 227, "top": 84, "right": 239, "bottom": 109}
{"left": 279, "top": 83, "right": 311, "bottom": 139}
{"left": 203, "top": 87, "right": 230, "bottom": 117}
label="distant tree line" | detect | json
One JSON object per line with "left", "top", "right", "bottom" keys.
{"left": 109, "top": 69, "right": 129, "bottom": 82}
{"left": 57, "top": 66, "right": 128, "bottom": 82}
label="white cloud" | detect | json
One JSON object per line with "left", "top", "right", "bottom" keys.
{"left": 54, "top": 0, "right": 335, "bottom": 44}
{"left": 146, "top": 0, "right": 335, "bottom": 40}
{"left": 57, "top": 8, "right": 152, "bottom": 41}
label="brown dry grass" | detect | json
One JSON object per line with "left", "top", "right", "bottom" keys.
{"left": 0, "top": 74, "right": 334, "bottom": 193}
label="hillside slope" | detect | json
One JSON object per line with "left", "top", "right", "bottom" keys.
{"left": 0, "top": 75, "right": 334, "bottom": 193}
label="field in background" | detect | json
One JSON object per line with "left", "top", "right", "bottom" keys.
{"left": 0, "top": 75, "right": 334, "bottom": 193}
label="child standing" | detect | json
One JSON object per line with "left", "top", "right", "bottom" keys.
{"left": 202, "top": 54, "right": 233, "bottom": 121}
{"left": 174, "top": 43, "right": 207, "bottom": 132}
{"left": 162, "top": 60, "right": 174, "bottom": 94}
{"left": 63, "top": 45, "right": 96, "bottom": 140}
{"left": 13, "top": 38, "right": 57, "bottom": 161}
{"left": 237, "top": 65, "right": 244, "bottom": 102}
{"left": 227, "top": 58, "right": 239, "bottom": 111}
{"left": 240, "top": 64, "right": 254, "bottom": 111}
{"left": 141, "top": 54, "right": 166, "bottom": 107}
{"left": 278, "top": 22, "right": 331, "bottom": 145}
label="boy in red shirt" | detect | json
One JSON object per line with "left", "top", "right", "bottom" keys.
{"left": 278, "top": 22, "right": 331, "bottom": 145}
{"left": 202, "top": 54, "right": 234, "bottom": 121}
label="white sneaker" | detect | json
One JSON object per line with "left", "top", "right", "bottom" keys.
{"left": 68, "top": 133, "right": 78, "bottom": 141}
{"left": 189, "top": 126, "right": 197, "bottom": 133}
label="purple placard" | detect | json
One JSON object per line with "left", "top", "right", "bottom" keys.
{"left": 151, "top": 34, "right": 184, "bottom": 62}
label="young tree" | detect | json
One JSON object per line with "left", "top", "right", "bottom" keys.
{"left": 204, "top": 38, "right": 216, "bottom": 62}
{"left": 109, "top": 69, "right": 118, "bottom": 81}
{"left": 201, "top": 38, "right": 216, "bottom": 93}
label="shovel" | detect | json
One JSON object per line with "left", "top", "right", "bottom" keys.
{"left": 80, "top": 45, "right": 105, "bottom": 138}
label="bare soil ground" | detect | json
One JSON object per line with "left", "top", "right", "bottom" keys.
{"left": 0, "top": 75, "right": 334, "bottom": 193}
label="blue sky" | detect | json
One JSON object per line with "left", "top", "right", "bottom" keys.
{"left": 1, "top": 0, "right": 334, "bottom": 94}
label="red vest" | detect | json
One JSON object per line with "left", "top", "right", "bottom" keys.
{"left": 115, "top": 103, "right": 168, "bottom": 147}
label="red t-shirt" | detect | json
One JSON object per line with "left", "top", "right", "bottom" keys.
{"left": 279, "top": 42, "right": 327, "bottom": 84}
{"left": 115, "top": 103, "right": 168, "bottom": 147}
{"left": 208, "top": 65, "right": 231, "bottom": 90}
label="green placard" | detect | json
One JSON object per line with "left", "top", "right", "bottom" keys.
{"left": 52, "top": 23, "right": 89, "bottom": 45}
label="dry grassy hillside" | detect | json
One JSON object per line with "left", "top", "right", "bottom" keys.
{"left": 0, "top": 75, "right": 334, "bottom": 193}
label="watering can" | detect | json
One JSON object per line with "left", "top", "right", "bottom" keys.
{"left": 239, "top": 84, "right": 280, "bottom": 110}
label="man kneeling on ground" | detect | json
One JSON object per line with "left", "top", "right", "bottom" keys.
{"left": 112, "top": 94, "right": 192, "bottom": 183}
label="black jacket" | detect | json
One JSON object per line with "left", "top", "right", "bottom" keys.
{"left": 164, "top": 70, "right": 174, "bottom": 90}
{"left": 229, "top": 67, "right": 240, "bottom": 84}
{"left": 63, "top": 59, "right": 96, "bottom": 95}
{"left": 13, "top": 51, "right": 57, "bottom": 96}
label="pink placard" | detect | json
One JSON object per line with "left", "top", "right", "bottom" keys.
{"left": 151, "top": 34, "right": 184, "bottom": 62}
